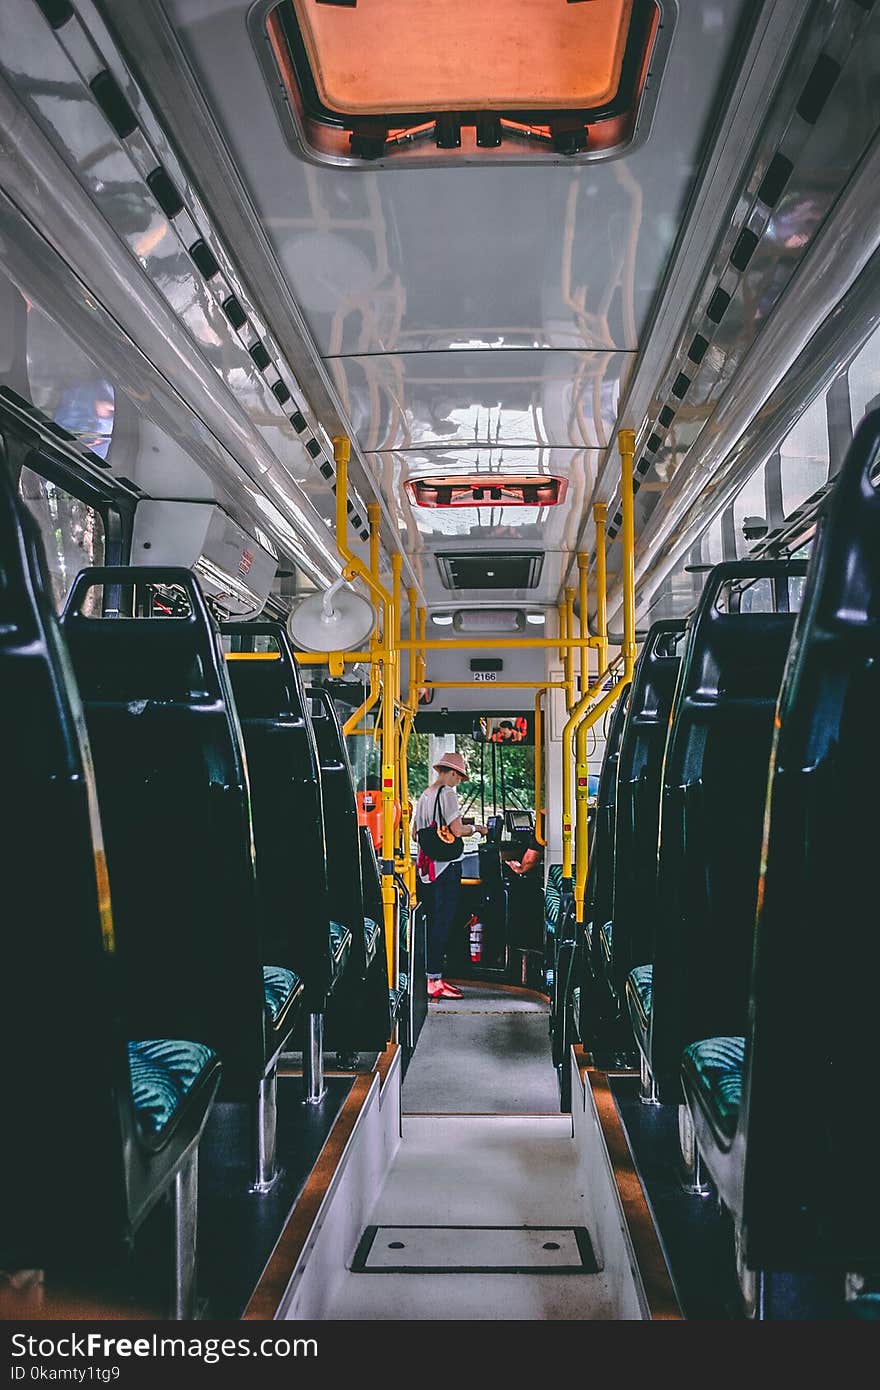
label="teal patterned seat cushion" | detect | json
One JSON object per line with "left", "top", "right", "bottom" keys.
{"left": 263, "top": 965, "right": 300, "bottom": 1024}
{"left": 329, "top": 920, "right": 351, "bottom": 953}
{"left": 388, "top": 987, "right": 404, "bottom": 1018}
{"left": 128, "top": 1039, "right": 218, "bottom": 1140}
{"left": 626, "top": 964, "right": 653, "bottom": 1030}
{"left": 682, "top": 1036, "right": 745, "bottom": 1139}
{"left": 544, "top": 864, "right": 563, "bottom": 929}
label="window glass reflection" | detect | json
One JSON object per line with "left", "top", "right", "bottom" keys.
{"left": 18, "top": 466, "right": 105, "bottom": 613}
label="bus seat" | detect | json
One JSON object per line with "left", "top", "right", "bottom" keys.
{"left": 628, "top": 560, "right": 805, "bottom": 1104}
{"left": 680, "top": 1035, "right": 745, "bottom": 1148}
{"left": 356, "top": 828, "right": 397, "bottom": 1045}
{"left": 61, "top": 568, "right": 302, "bottom": 1192}
{"left": 682, "top": 408, "right": 880, "bottom": 1284}
{"left": 0, "top": 489, "right": 220, "bottom": 1317}
{"left": 571, "top": 681, "right": 630, "bottom": 1051}
{"left": 221, "top": 622, "right": 334, "bottom": 1016}
{"left": 221, "top": 621, "right": 338, "bottom": 1097}
{"left": 309, "top": 689, "right": 391, "bottom": 1053}
{"left": 610, "top": 621, "right": 686, "bottom": 1013}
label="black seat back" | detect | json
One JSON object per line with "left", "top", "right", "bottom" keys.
{"left": 61, "top": 568, "right": 266, "bottom": 1095}
{"left": 611, "top": 621, "right": 686, "bottom": 996}
{"left": 649, "top": 561, "right": 806, "bottom": 1098}
{"left": 0, "top": 492, "right": 159, "bottom": 1258}
{"left": 742, "top": 409, "right": 880, "bottom": 1266}
{"left": 585, "top": 681, "right": 631, "bottom": 952}
{"left": 307, "top": 687, "right": 366, "bottom": 968}
{"left": 222, "top": 622, "right": 332, "bottom": 1008}
{"left": 358, "top": 824, "right": 384, "bottom": 926}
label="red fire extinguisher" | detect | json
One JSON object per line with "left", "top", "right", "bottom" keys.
{"left": 468, "top": 914, "right": 483, "bottom": 964}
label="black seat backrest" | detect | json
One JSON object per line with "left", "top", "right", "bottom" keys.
{"left": 61, "top": 568, "right": 266, "bottom": 1095}
{"left": 585, "top": 681, "right": 630, "bottom": 950}
{"left": 307, "top": 687, "right": 366, "bottom": 965}
{"left": 0, "top": 487, "right": 149, "bottom": 1258}
{"left": 649, "top": 560, "right": 806, "bottom": 1098}
{"left": 742, "top": 409, "right": 880, "bottom": 1266}
{"left": 222, "top": 622, "right": 332, "bottom": 1007}
{"left": 358, "top": 825, "right": 384, "bottom": 926}
{"left": 611, "top": 620, "right": 687, "bottom": 994}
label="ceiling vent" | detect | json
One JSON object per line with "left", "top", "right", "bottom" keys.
{"left": 406, "top": 476, "right": 567, "bottom": 507}
{"left": 436, "top": 552, "right": 544, "bottom": 590}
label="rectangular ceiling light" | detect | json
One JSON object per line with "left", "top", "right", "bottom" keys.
{"left": 263, "top": 0, "right": 668, "bottom": 165}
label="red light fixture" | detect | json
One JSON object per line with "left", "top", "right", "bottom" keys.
{"left": 406, "top": 476, "right": 567, "bottom": 508}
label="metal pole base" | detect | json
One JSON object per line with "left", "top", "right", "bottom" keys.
{"left": 173, "top": 1150, "right": 199, "bottom": 1319}
{"left": 303, "top": 1012, "right": 326, "bottom": 1106}
{"left": 249, "top": 1068, "right": 282, "bottom": 1194}
{"left": 638, "top": 1052, "right": 660, "bottom": 1106}
{"left": 677, "top": 1104, "right": 712, "bottom": 1196}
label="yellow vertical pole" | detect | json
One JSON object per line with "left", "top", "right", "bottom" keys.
{"left": 377, "top": 516, "right": 398, "bottom": 994}
{"left": 557, "top": 599, "right": 567, "bottom": 664}
{"left": 391, "top": 553, "right": 404, "bottom": 867}
{"left": 534, "top": 688, "right": 546, "bottom": 847}
{"left": 594, "top": 502, "right": 608, "bottom": 684}
{"left": 399, "top": 586, "right": 418, "bottom": 894}
{"left": 578, "top": 553, "right": 589, "bottom": 698}
{"left": 619, "top": 430, "right": 637, "bottom": 674}
{"left": 334, "top": 437, "right": 397, "bottom": 992}
{"left": 564, "top": 587, "right": 576, "bottom": 712}
{"left": 573, "top": 447, "right": 634, "bottom": 925}
{"left": 418, "top": 607, "right": 427, "bottom": 690}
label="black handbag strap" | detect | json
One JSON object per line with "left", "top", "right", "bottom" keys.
{"left": 433, "top": 786, "right": 448, "bottom": 829}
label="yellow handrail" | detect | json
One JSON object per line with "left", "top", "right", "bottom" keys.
{"left": 534, "top": 687, "right": 547, "bottom": 847}
{"left": 332, "top": 437, "right": 397, "bottom": 995}
{"left": 573, "top": 432, "right": 637, "bottom": 926}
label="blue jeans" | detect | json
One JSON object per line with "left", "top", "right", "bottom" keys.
{"left": 419, "top": 862, "right": 462, "bottom": 977}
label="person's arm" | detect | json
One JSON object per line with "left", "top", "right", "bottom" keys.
{"left": 509, "top": 845, "right": 541, "bottom": 874}
{"left": 443, "top": 787, "right": 486, "bottom": 838}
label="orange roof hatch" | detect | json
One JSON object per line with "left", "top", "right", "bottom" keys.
{"left": 263, "top": 0, "right": 669, "bottom": 165}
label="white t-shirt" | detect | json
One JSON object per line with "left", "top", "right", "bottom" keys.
{"left": 413, "top": 783, "right": 461, "bottom": 881}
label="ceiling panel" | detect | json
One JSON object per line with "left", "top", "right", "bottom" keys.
{"left": 328, "top": 348, "right": 632, "bottom": 451}
{"left": 162, "top": 0, "right": 756, "bottom": 356}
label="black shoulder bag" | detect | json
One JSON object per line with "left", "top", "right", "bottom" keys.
{"left": 416, "top": 787, "right": 464, "bottom": 863}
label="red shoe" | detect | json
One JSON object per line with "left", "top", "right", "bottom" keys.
{"left": 428, "top": 980, "right": 463, "bottom": 1000}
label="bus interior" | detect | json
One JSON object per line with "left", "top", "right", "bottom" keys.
{"left": 1, "top": 0, "right": 879, "bottom": 1333}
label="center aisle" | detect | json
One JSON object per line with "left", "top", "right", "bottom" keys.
{"left": 323, "top": 982, "right": 621, "bottom": 1320}
{"left": 401, "top": 982, "right": 559, "bottom": 1115}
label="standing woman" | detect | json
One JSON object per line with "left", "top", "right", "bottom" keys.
{"left": 414, "top": 752, "right": 487, "bottom": 1000}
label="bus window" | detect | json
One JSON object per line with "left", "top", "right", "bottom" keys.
{"left": 17, "top": 466, "right": 105, "bottom": 614}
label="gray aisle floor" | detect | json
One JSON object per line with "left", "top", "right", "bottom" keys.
{"left": 401, "top": 982, "right": 560, "bottom": 1114}
{"left": 321, "top": 984, "right": 625, "bottom": 1320}
{"left": 323, "top": 1115, "right": 619, "bottom": 1319}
